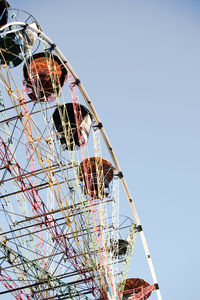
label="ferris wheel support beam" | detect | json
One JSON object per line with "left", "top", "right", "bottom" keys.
{"left": 0, "top": 22, "right": 162, "bottom": 300}
{"left": 0, "top": 136, "right": 100, "bottom": 298}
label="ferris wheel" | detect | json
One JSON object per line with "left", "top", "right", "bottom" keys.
{"left": 0, "top": 1, "right": 162, "bottom": 299}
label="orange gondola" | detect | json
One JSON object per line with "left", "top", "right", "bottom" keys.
{"left": 23, "top": 52, "right": 67, "bottom": 102}
{"left": 78, "top": 157, "right": 114, "bottom": 199}
{"left": 122, "top": 278, "right": 153, "bottom": 299}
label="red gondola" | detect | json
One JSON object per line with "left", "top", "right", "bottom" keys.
{"left": 79, "top": 157, "right": 114, "bottom": 199}
{"left": 23, "top": 52, "right": 67, "bottom": 102}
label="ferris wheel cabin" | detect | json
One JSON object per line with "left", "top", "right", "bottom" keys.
{"left": 23, "top": 52, "right": 67, "bottom": 102}
{"left": 53, "top": 103, "right": 92, "bottom": 150}
{"left": 122, "top": 278, "right": 153, "bottom": 299}
{"left": 0, "top": 0, "right": 10, "bottom": 27}
{"left": 78, "top": 157, "right": 114, "bottom": 199}
{"left": 0, "top": 24, "right": 38, "bottom": 67}
{"left": 108, "top": 239, "right": 129, "bottom": 259}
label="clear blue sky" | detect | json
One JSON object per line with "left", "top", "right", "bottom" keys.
{"left": 2, "top": 0, "right": 200, "bottom": 299}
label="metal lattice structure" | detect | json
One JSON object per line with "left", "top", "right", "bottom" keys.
{"left": 0, "top": 2, "right": 162, "bottom": 299}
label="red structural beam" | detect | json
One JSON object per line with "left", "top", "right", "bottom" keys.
{"left": 0, "top": 267, "right": 27, "bottom": 299}
{"left": 0, "top": 137, "right": 100, "bottom": 298}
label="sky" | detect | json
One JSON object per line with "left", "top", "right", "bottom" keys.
{"left": 1, "top": 0, "right": 200, "bottom": 299}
